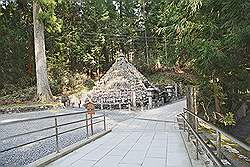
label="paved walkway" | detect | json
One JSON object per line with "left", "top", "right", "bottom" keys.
{"left": 48, "top": 100, "right": 200, "bottom": 167}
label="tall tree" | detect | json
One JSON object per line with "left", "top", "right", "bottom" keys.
{"left": 33, "top": 1, "right": 53, "bottom": 102}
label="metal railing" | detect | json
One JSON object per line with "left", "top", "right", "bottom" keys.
{"left": 178, "top": 108, "right": 250, "bottom": 167}
{"left": 0, "top": 111, "right": 107, "bottom": 153}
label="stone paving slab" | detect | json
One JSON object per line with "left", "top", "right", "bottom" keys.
{"left": 47, "top": 100, "right": 204, "bottom": 167}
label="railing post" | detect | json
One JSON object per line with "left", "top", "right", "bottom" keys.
{"left": 216, "top": 130, "right": 221, "bottom": 159}
{"left": 85, "top": 112, "right": 89, "bottom": 138}
{"left": 90, "top": 114, "right": 94, "bottom": 135}
{"left": 183, "top": 120, "right": 186, "bottom": 131}
{"left": 183, "top": 109, "right": 186, "bottom": 131}
{"left": 103, "top": 112, "right": 107, "bottom": 131}
{"left": 128, "top": 103, "right": 131, "bottom": 111}
{"left": 195, "top": 117, "right": 199, "bottom": 160}
{"left": 186, "top": 111, "right": 190, "bottom": 142}
{"left": 54, "top": 117, "right": 59, "bottom": 153}
{"left": 184, "top": 110, "right": 187, "bottom": 120}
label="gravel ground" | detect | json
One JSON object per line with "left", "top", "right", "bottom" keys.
{"left": 0, "top": 108, "right": 138, "bottom": 167}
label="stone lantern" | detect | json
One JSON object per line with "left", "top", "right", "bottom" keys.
{"left": 147, "top": 87, "right": 155, "bottom": 109}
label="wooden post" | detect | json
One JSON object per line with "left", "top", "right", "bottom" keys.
{"left": 90, "top": 114, "right": 93, "bottom": 135}
{"left": 85, "top": 112, "right": 89, "bottom": 138}
{"left": 86, "top": 98, "right": 95, "bottom": 135}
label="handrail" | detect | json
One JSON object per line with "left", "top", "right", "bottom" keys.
{"left": 183, "top": 108, "right": 250, "bottom": 151}
{"left": 0, "top": 116, "right": 98, "bottom": 141}
{"left": 180, "top": 114, "right": 224, "bottom": 167}
{"left": 0, "top": 111, "right": 107, "bottom": 154}
{"left": 1, "top": 125, "right": 56, "bottom": 141}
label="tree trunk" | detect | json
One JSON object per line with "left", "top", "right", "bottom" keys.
{"left": 33, "top": 2, "right": 53, "bottom": 102}
{"left": 143, "top": 0, "right": 149, "bottom": 65}
{"left": 186, "top": 85, "right": 193, "bottom": 112}
{"left": 193, "top": 86, "right": 197, "bottom": 115}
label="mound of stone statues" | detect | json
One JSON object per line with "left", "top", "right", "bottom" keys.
{"left": 90, "top": 56, "right": 154, "bottom": 109}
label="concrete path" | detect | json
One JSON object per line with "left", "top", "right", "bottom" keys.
{"left": 48, "top": 100, "right": 198, "bottom": 167}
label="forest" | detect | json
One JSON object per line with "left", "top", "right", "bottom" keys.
{"left": 0, "top": 0, "right": 249, "bottom": 125}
